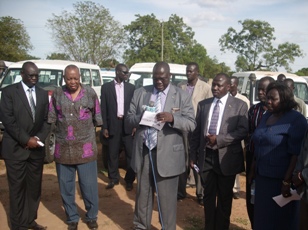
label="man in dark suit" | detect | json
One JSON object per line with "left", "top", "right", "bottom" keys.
{"left": 190, "top": 73, "right": 248, "bottom": 230}
{"left": 0, "top": 62, "right": 50, "bottom": 230}
{"left": 127, "top": 62, "right": 196, "bottom": 230}
{"left": 101, "top": 63, "right": 136, "bottom": 191}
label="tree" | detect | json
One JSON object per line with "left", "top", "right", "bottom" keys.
{"left": 47, "top": 1, "right": 126, "bottom": 65}
{"left": 124, "top": 14, "right": 212, "bottom": 75}
{"left": 46, "top": 52, "right": 71, "bottom": 60}
{"left": 0, "top": 16, "right": 33, "bottom": 61}
{"left": 295, "top": 68, "right": 308, "bottom": 76}
{"left": 219, "top": 19, "right": 304, "bottom": 72}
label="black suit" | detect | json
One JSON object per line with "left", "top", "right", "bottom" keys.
{"left": 190, "top": 95, "right": 248, "bottom": 230}
{"left": 0, "top": 82, "right": 50, "bottom": 229}
{"left": 101, "top": 80, "right": 135, "bottom": 183}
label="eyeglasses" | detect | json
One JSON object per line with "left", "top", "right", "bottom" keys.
{"left": 26, "top": 73, "right": 39, "bottom": 79}
{"left": 119, "top": 70, "right": 130, "bottom": 75}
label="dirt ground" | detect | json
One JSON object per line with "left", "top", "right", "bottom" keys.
{"left": 0, "top": 131, "right": 251, "bottom": 230}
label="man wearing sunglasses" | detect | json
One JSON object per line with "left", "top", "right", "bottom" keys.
{"left": 101, "top": 63, "right": 136, "bottom": 191}
{"left": 0, "top": 61, "right": 50, "bottom": 229}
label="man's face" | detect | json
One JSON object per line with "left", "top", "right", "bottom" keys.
{"left": 21, "top": 64, "right": 39, "bottom": 88}
{"left": 186, "top": 65, "right": 198, "bottom": 82}
{"left": 116, "top": 65, "right": 130, "bottom": 82}
{"left": 211, "top": 75, "right": 230, "bottom": 99}
{"left": 64, "top": 67, "right": 81, "bottom": 92}
{"left": 258, "top": 80, "right": 270, "bottom": 102}
{"left": 230, "top": 78, "right": 237, "bottom": 93}
{"left": 153, "top": 65, "right": 170, "bottom": 92}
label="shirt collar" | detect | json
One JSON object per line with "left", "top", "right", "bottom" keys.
{"left": 154, "top": 83, "right": 170, "bottom": 96}
{"left": 21, "top": 81, "right": 36, "bottom": 92}
{"left": 214, "top": 93, "right": 229, "bottom": 105}
{"left": 114, "top": 79, "right": 123, "bottom": 86}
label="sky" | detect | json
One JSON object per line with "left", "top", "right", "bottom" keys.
{"left": 1, "top": 0, "right": 307, "bottom": 72}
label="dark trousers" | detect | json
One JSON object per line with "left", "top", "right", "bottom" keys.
{"left": 245, "top": 150, "right": 254, "bottom": 229}
{"left": 107, "top": 120, "right": 135, "bottom": 183}
{"left": 200, "top": 149, "right": 236, "bottom": 230}
{"left": 5, "top": 157, "right": 44, "bottom": 230}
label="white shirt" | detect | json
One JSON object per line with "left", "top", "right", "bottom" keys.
{"left": 206, "top": 93, "right": 229, "bottom": 135}
{"left": 21, "top": 81, "right": 36, "bottom": 105}
{"left": 114, "top": 80, "right": 124, "bottom": 117}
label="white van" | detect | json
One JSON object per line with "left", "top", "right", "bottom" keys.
{"left": 232, "top": 71, "right": 308, "bottom": 115}
{"left": 101, "top": 68, "right": 115, "bottom": 84}
{"left": 0, "top": 60, "right": 102, "bottom": 98}
{"left": 129, "top": 62, "right": 187, "bottom": 88}
{"left": 0, "top": 60, "right": 102, "bottom": 163}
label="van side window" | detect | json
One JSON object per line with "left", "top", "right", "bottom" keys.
{"left": 238, "top": 77, "right": 244, "bottom": 93}
{"left": 80, "top": 69, "right": 91, "bottom": 86}
{"left": 92, "top": 69, "right": 101, "bottom": 86}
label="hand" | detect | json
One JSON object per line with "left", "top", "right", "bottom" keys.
{"left": 281, "top": 183, "right": 292, "bottom": 198}
{"left": 292, "top": 172, "right": 304, "bottom": 187}
{"left": 131, "top": 128, "right": 136, "bottom": 137}
{"left": 26, "top": 137, "right": 40, "bottom": 149}
{"left": 103, "top": 129, "right": 109, "bottom": 138}
{"left": 156, "top": 112, "right": 173, "bottom": 123}
{"left": 189, "top": 160, "right": 195, "bottom": 169}
{"left": 206, "top": 134, "right": 217, "bottom": 147}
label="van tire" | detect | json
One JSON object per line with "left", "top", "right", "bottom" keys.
{"left": 44, "top": 124, "right": 56, "bottom": 164}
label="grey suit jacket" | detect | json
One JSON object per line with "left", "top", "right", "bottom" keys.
{"left": 126, "top": 84, "right": 196, "bottom": 177}
{"left": 0, "top": 82, "right": 50, "bottom": 160}
{"left": 190, "top": 95, "right": 248, "bottom": 176}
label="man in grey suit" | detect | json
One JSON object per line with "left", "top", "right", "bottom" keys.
{"left": 0, "top": 62, "right": 50, "bottom": 230}
{"left": 190, "top": 73, "right": 248, "bottom": 230}
{"left": 127, "top": 62, "right": 196, "bottom": 230}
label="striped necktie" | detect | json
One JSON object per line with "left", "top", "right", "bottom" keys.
{"left": 28, "top": 88, "right": 36, "bottom": 122}
{"left": 208, "top": 99, "right": 220, "bottom": 135}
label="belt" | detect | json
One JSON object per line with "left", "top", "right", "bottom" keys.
{"left": 205, "top": 148, "right": 218, "bottom": 154}
{"left": 117, "top": 116, "right": 123, "bottom": 120}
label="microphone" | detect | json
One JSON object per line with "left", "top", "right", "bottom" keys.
{"left": 143, "top": 101, "right": 155, "bottom": 112}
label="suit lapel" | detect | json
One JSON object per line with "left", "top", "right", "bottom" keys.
{"left": 164, "top": 85, "right": 176, "bottom": 112}
{"left": 16, "top": 82, "right": 33, "bottom": 118}
{"left": 203, "top": 99, "right": 213, "bottom": 136}
{"left": 219, "top": 96, "right": 232, "bottom": 134}
{"left": 109, "top": 81, "right": 117, "bottom": 102}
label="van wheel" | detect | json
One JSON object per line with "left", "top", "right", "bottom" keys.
{"left": 44, "top": 124, "right": 56, "bottom": 164}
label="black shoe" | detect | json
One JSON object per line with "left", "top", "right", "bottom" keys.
{"left": 126, "top": 183, "right": 133, "bottom": 191}
{"left": 233, "top": 192, "right": 240, "bottom": 199}
{"left": 67, "top": 222, "right": 78, "bottom": 230}
{"left": 86, "top": 220, "right": 98, "bottom": 230}
{"left": 197, "top": 197, "right": 204, "bottom": 206}
{"left": 28, "top": 221, "right": 47, "bottom": 230}
{"left": 106, "top": 181, "right": 119, "bottom": 189}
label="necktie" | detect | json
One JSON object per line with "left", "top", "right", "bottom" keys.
{"left": 208, "top": 99, "right": 220, "bottom": 135}
{"left": 145, "top": 92, "right": 161, "bottom": 150}
{"left": 28, "top": 88, "right": 36, "bottom": 122}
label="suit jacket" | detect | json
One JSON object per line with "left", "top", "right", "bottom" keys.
{"left": 101, "top": 80, "right": 135, "bottom": 135}
{"left": 0, "top": 82, "right": 50, "bottom": 160}
{"left": 190, "top": 95, "right": 248, "bottom": 176}
{"left": 126, "top": 84, "right": 196, "bottom": 177}
{"left": 179, "top": 79, "right": 212, "bottom": 116}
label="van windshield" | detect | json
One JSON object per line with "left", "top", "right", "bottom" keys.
{"left": 129, "top": 72, "right": 186, "bottom": 89}
{"left": 254, "top": 80, "right": 308, "bottom": 103}
{"left": 0, "top": 68, "right": 63, "bottom": 90}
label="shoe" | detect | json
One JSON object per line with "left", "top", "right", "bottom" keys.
{"left": 126, "top": 183, "right": 133, "bottom": 191}
{"left": 106, "top": 181, "right": 119, "bottom": 189}
{"left": 86, "top": 220, "right": 98, "bottom": 230}
{"left": 197, "top": 197, "right": 204, "bottom": 206}
{"left": 28, "top": 222, "right": 47, "bottom": 230}
{"left": 67, "top": 222, "right": 78, "bottom": 230}
{"left": 233, "top": 192, "right": 240, "bottom": 199}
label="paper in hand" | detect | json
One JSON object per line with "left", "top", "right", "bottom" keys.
{"left": 139, "top": 111, "right": 165, "bottom": 130}
{"left": 272, "top": 189, "right": 301, "bottom": 207}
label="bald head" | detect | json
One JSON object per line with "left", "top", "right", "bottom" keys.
{"left": 152, "top": 62, "right": 171, "bottom": 92}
